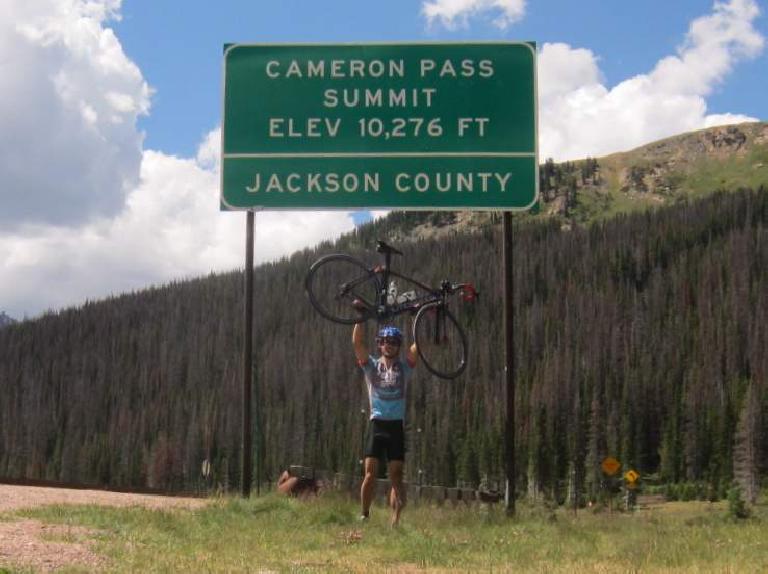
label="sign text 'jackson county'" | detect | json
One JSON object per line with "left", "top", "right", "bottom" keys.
{"left": 221, "top": 43, "right": 538, "bottom": 210}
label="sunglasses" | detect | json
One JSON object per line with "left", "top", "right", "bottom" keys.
{"left": 379, "top": 338, "right": 401, "bottom": 346}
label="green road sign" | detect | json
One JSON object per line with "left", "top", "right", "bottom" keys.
{"left": 221, "top": 42, "right": 538, "bottom": 211}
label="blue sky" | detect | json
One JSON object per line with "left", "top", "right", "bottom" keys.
{"left": 1, "top": 0, "right": 766, "bottom": 319}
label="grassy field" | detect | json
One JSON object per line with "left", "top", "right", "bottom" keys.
{"left": 2, "top": 493, "right": 767, "bottom": 573}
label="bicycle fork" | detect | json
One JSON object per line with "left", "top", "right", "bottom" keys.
{"left": 431, "top": 303, "right": 447, "bottom": 345}
{"left": 376, "top": 250, "right": 392, "bottom": 324}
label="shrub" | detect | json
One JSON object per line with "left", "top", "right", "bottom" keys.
{"left": 681, "top": 483, "right": 698, "bottom": 501}
{"left": 727, "top": 483, "right": 750, "bottom": 520}
{"left": 664, "top": 483, "right": 679, "bottom": 501}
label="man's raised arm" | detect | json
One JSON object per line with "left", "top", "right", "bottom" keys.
{"left": 353, "top": 323, "right": 368, "bottom": 364}
{"left": 407, "top": 342, "right": 418, "bottom": 367}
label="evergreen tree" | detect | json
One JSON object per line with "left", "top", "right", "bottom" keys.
{"left": 733, "top": 383, "right": 761, "bottom": 504}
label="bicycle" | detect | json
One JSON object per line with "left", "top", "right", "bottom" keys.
{"left": 305, "top": 241, "right": 478, "bottom": 379}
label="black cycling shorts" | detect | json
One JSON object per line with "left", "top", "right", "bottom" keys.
{"left": 364, "top": 419, "right": 405, "bottom": 462}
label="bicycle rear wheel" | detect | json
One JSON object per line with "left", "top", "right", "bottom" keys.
{"left": 305, "top": 254, "right": 379, "bottom": 324}
{"left": 413, "top": 302, "right": 467, "bottom": 379}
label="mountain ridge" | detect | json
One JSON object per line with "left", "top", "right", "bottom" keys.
{"left": 384, "top": 121, "right": 768, "bottom": 243}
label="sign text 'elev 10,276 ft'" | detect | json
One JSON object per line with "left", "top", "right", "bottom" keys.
{"left": 221, "top": 43, "right": 538, "bottom": 211}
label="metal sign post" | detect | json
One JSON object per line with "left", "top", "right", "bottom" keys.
{"left": 241, "top": 210, "right": 254, "bottom": 497}
{"left": 503, "top": 212, "right": 515, "bottom": 515}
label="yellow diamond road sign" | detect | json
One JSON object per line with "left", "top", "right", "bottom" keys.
{"left": 624, "top": 470, "right": 640, "bottom": 483}
{"left": 601, "top": 457, "right": 621, "bottom": 476}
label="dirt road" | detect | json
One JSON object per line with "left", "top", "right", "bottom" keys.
{"left": 0, "top": 484, "right": 207, "bottom": 573}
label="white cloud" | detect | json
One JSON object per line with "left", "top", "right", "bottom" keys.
{"left": 422, "top": 0, "right": 526, "bottom": 30}
{"left": 196, "top": 127, "right": 221, "bottom": 173}
{"left": 0, "top": 0, "right": 150, "bottom": 228}
{"left": 703, "top": 112, "right": 759, "bottom": 127}
{"left": 0, "top": 131, "right": 358, "bottom": 318}
{"left": 539, "top": 0, "right": 764, "bottom": 160}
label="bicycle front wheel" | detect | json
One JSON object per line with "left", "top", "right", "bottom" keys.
{"left": 413, "top": 302, "right": 467, "bottom": 379}
{"left": 305, "top": 254, "right": 379, "bottom": 324}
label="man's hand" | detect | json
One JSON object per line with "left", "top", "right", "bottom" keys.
{"left": 407, "top": 342, "right": 418, "bottom": 367}
{"left": 352, "top": 298, "right": 367, "bottom": 315}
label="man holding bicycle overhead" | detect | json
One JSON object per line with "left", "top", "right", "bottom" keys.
{"left": 353, "top": 323, "right": 418, "bottom": 527}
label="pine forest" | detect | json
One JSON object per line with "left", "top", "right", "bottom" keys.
{"left": 0, "top": 187, "right": 766, "bottom": 504}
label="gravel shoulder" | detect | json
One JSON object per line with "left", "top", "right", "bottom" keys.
{"left": 0, "top": 484, "right": 207, "bottom": 573}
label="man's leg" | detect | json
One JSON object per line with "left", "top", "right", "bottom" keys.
{"left": 360, "top": 457, "right": 378, "bottom": 518}
{"left": 388, "top": 459, "right": 405, "bottom": 527}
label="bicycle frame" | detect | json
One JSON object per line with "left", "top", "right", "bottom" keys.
{"left": 372, "top": 242, "right": 427, "bottom": 320}
{"left": 372, "top": 241, "right": 475, "bottom": 322}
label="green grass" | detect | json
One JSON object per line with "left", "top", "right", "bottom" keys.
{"left": 3, "top": 494, "right": 768, "bottom": 573}
{"left": 682, "top": 148, "right": 768, "bottom": 196}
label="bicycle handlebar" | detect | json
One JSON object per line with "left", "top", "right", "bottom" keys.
{"left": 441, "top": 281, "right": 479, "bottom": 301}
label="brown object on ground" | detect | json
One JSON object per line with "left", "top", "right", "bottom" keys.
{"left": 276, "top": 470, "right": 319, "bottom": 497}
{"left": 0, "top": 484, "right": 207, "bottom": 573}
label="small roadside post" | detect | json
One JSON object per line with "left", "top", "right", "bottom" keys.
{"left": 624, "top": 469, "right": 640, "bottom": 510}
{"left": 601, "top": 457, "right": 621, "bottom": 513}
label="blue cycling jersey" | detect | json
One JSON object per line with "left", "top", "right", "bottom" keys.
{"left": 360, "top": 355, "right": 413, "bottom": 421}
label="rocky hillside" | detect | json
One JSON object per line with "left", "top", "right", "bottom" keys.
{"left": 588, "top": 121, "right": 768, "bottom": 215}
{"left": 385, "top": 122, "right": 768, "bottom": 242}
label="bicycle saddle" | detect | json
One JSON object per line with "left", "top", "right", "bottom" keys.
{"left": 376, "top": 240, "right": 403, "bottom": 256}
